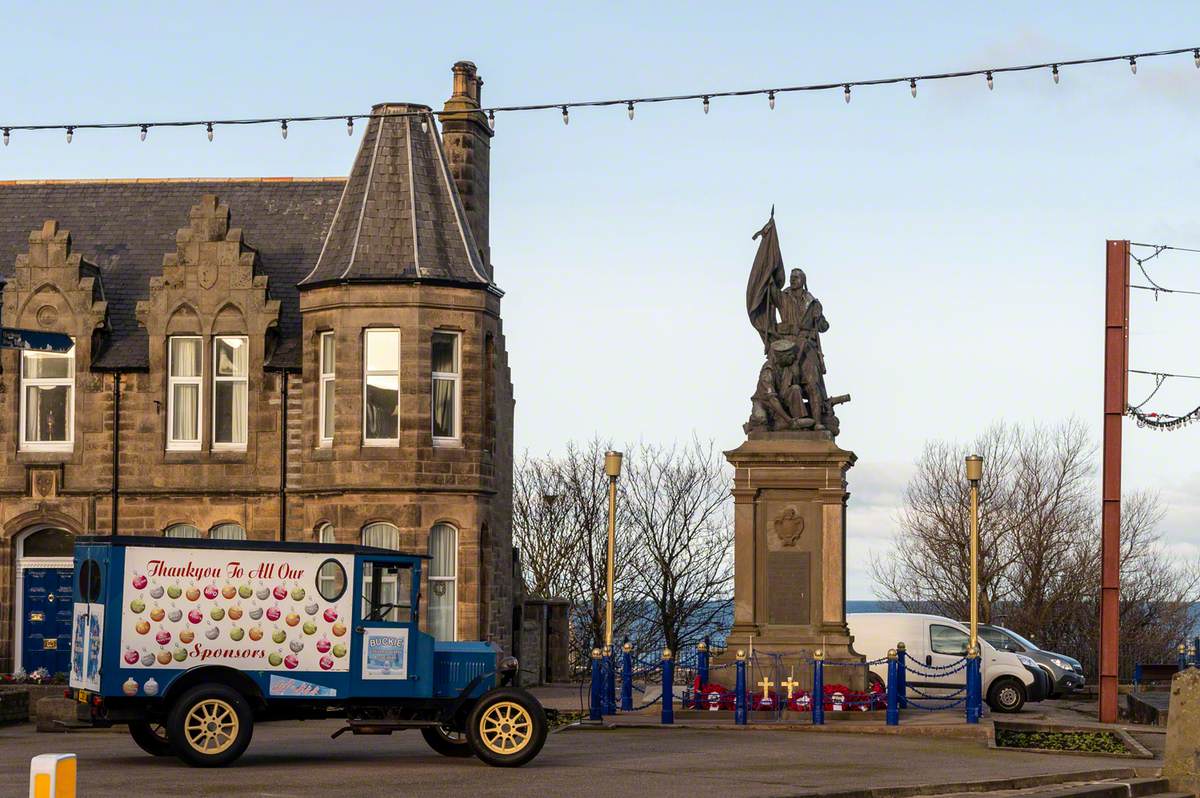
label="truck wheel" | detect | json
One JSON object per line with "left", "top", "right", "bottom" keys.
{"left": 987, "top": 677, "right": 1027, "bottom": 713}
{"left": 128, "top": 720, "right": 172, "bottom": 756}
{"left": 167, "top": 684, "right": 254, "bottom": 767}
{"left": 466, "top": 687, "right": 547, "bottom": 767}
{"left": 421, "top": 725, "right": 473, "bottom": 757}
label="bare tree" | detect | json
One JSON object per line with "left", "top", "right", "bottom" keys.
{"left": 622, "top": 439, "right": 733, "bottom": 654}
{"left": 872, "top": 419, "right": 1200, "bottom": 678}
{"left": 547, "top": 439, "right": 642, "bottom": 663}
{"left": 512, "top": 453, "right": 575, "bottom": 598}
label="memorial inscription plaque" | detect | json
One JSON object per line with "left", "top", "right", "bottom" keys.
{"left": 767, "top": 551, "right": 811, "bottom": 625}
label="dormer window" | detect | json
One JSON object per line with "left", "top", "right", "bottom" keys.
{"left": 19, "top": 344, "right": 75, "bottom": 451}
{"left": 213, "top": 336, "right": 248, "bottom": 449}
{"left": 167, "top": 336, "right": 202, "bottom": 451}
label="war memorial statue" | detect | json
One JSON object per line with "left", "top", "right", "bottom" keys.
{"left": 744, "top": 213, "right": 849, "bottom": 436}
{"left": 719, "top": 212, "right": 864, "bottom": 689}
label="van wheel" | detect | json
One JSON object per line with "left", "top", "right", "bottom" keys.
{"left": 167, "top": 684, "right": 254, "bottom": 767}
{"left": 422, "top": 724, "right": 473, "bottom": 757}
{"left": 466, "top": 687, "right": 548, "bottom": 767}
{"left": 987, "top": 677, "right": 1026, "bottom": 713}
{"left": 128, "top": 720, "right": 172, "bottom": 756}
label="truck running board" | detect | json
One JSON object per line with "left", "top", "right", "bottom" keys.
{"left": 331, "top": 719, "right": 444, "bottom": 738}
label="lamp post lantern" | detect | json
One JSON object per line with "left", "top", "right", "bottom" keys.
{"left": 965, "top": 455, "right": 983, "bottom": 652}
{"left": 603, "top": 450, "right": 623, "bottom": 649}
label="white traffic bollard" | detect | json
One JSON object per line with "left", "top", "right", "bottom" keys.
{"left": 29, "top": 753, "right": 75, "bottom": 798}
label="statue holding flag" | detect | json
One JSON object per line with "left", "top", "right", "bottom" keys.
{"left": 744, "top": 212, "right": 848, "bottom": 436}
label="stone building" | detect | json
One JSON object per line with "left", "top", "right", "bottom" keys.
{"left": 0, "top": 62, "right": 517, "bottom": 675}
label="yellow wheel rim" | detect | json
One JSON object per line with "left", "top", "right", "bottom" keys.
{"left": 183, "top": 698, "right": 239, "bottom": 755}
{"left": 478, "top": 701, "right": 532, "bottom": 755}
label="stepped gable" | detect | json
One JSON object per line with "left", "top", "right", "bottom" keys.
{"left": 0, "top": 178, "right": 344, "bottom": 369}
{"left": 299, "top": 102, "right": 491, "bottom": 289}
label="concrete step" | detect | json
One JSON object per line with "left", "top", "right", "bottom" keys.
{"left": 1126, "top": 778, "right": 1172, "bottom": 797}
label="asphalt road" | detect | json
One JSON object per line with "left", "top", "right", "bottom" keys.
{"left": 0, "top": 720, "right": 1145, "bottom": 798}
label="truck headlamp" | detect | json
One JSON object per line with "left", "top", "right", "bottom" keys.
{"left": 499, "top": 656, "right": 519, "bottom": 673}
{"left": 1049, "top": 657, "right": 1072, "bottom": 671}
{"left": 1015, "top": 654, "right": 1037, "bottom": 668}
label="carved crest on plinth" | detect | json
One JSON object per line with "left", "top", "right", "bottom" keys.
{"left": 773, "top": 506, "right": 805, "bottom": 546}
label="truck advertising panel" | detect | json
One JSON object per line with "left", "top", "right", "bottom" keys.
{"left": 119, "top": 546, "right": 353, "bottom": 674}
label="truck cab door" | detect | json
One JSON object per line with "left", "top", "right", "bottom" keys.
{"left": 923, "top": 623, "right": 969, "bottom": 694}
{"left": 352, "top": 558, "right": 431, "bottom": 697}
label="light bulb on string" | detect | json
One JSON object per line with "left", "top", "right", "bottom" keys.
{"left": 281, "top": 120, "right": 288, "bottom": 140}
{"left": 206, "top": 122, "right": 214, "bottom": 142}
{"left": 843, "top": 84, "right": 851, "bottom": 104}
{"left": 139, "top": 125, "right": 148, "bottom": 142}
{"left": 420, "top": 114, "right": 428, "bottom": 134}
{"left": 1194, "top": 49, "right": 1199, "bottom": 68}
{"left": 910, "top": 79, "right": 917, "bottom": 98}
{"left": 346, "top": 117, "right": 354, "bottom": 136}
{"left": 2, "top": 128, "right": 9, "bottom": 147}
{"left": 1052, "top": 64, "right": 1060, "bottom": 84}
{"left": 1129, "top": 57, "right": 1137, "bottom": 75}
{"left": 66, "top": 127, "right": 73, "bottom": 144}
{"left": 702, "top": 96, "right": 710, "bottom": 114}
{"left": 986, "top": 71, "right": 994, "bottom": 90}
{"left": 627, "top": 101, "right": 634, "bottom": 120}
{"left": 487, "top": 110, "right": 495, "bottom": 130}
{"left": 561, "top": 105, "right": 569, "bottom": 125}
{"left": 768, "top": 91, "right": 776, "bottom": 110}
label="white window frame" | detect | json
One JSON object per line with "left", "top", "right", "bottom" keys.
{"left": 431, "top": 331, "right": 462, "bottom": 446}
{"left": 167, "top": 336, "right": 203, "bottom": 451}
{"left": 428, "top": 523, "right": 458, "bottom": 641}
{"left": 212, "top": 335, "right": 249, "bottom": 451}
{"left": 362, "top": 328, "right": 401, "bottom": 447}
{"left": 319, "top": 331, "right": 335, "bottom": 447}
{"left": 19, "top": 343, "right": 75, "bottom": 452}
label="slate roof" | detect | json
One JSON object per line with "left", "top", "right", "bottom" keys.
{"left": 299, "top": 103, "right": 491, "bottom": 288}
{"left": 0, "top": 178, "right": 343, "bottom": 370}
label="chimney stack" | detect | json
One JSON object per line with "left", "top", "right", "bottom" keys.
{"left": 441, "top": 61, "right": 493, "bottom": 271}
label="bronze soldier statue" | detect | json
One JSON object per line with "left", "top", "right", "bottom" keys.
{"left": 744, "top": 213, "right": 847, "bottom": 436}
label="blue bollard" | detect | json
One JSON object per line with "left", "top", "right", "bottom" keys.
{"left": 621, "top": 643, "right": 633, "bottom": 711}
{"left": 734, "top": 651, "right": 747, "bottom": 725}
{"left": 886, "top": 649, "right": 899, "bottom": 726}
{"left": 896, "top": 642, "right": 908, "bottom": 709}
{"left": 966, "top": 648, "right": 981, "bottom": 724}
{"left": 1180, "top": 644, "right": 1189, "bottom": 672}
{"left": 662, "top": 649, "right": 675, "bottom": 725}
{"left": 812, "top": 650, "right": 825, "bottom": 726}
{"left": 696, "top": 640, "right": 710, "bottom": 709}
{"left": 589, "top": 648, "right": 602, "bottom": 721}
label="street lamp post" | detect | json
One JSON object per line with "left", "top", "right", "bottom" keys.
{"left": 603, "top": 451, "right": 623, "bottom": 649}
{"left": 965, "top": 455, "right": 983, "bottom": 652}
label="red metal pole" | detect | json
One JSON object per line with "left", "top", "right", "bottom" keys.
{"left": 1099, "top": 240, "right": 1129, "bottom": 724}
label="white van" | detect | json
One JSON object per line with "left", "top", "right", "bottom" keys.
{"left": 848, "top": 613, "right": 1037, "bottom": 713}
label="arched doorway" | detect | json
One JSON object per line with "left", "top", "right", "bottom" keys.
{"left": 13, "top": 526, "right": 75, "bottom": 674}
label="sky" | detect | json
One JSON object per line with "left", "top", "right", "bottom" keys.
{"left": 3, "top": 2, "right": 1199, "bottom": 598}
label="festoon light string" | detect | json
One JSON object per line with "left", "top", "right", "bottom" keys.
{"left": 1126, "top": 243, "right": 1200, "bottom": 431}
{"left": 1, "top": 44, "right": 1198, "bottom": 146}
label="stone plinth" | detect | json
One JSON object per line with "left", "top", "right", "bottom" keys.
{"left": 1164, "top": 668, "right": 1200, "bottom": 794}
{"left": 715, "top": 434, "right": 864, "bottom": 690}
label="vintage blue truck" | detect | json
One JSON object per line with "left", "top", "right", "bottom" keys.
{"left": 67, "top": 535, "right": 546, "bottom": 767}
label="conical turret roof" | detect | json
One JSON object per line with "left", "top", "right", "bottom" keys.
{"left": 300, "top": 103, "right": 491, "bottom": 289}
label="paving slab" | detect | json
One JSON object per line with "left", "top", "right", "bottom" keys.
{"left": 0, "top": 717, "right": 1162, "bottom": 798}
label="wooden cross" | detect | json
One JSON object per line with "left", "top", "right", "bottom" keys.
{"left": 758, "top": 676, "right": 774, "bottom": 697}
{"left": 781, "top": 674, "right": 800, "bottom": 700}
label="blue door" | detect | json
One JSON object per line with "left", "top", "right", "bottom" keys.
{"left": 22, "top": 568, "right": 74, "bottom": 674}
